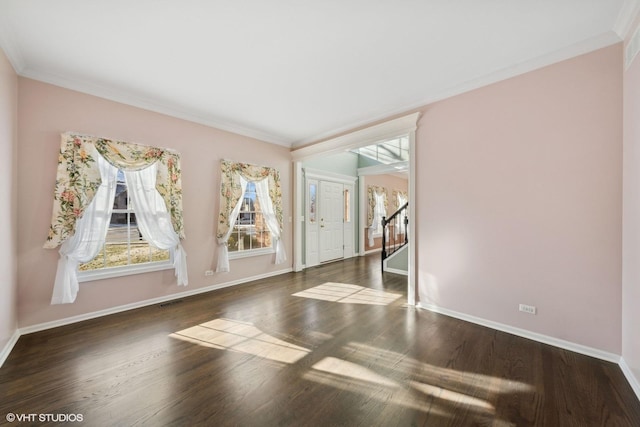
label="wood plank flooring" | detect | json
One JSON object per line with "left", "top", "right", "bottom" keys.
{"left": 2, "top": 255, "right": 639, "bottom": 426}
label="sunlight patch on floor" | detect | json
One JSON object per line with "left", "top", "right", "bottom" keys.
{"left": 409, "top": 381, "right": 494, "bottom": 411}
{"left": 292, "top": 282, "right": 402, "bottom": 305}
{"left": 312, "top": 356, "right": 399, "bottom": 388}
{"left": 169, "top": 318, "right": 310, "bottom": 364}
{"left": 302, "top": 340, "right": 537, "bottom": 419}
{"left": 344, "top": 342, "right": 534, "bottom": 395}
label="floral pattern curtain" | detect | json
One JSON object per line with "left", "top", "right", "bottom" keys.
{"left": 367, "top": 185, "right": 388, "bottom": 247}
{"left": 367, "top": 185, "right": 388, "bottom": 227}
{"left": 44, "top": 132, "right": 184, "bottom": 249}
{"left": 216, "top": 159, "right": 283, "bottom": 240}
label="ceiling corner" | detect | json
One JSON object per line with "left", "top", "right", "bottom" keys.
{"left": 613, "top": 0, "right": 640, "bottom": 40}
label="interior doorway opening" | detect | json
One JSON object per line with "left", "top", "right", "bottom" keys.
{"left": 291, "top": 113, "right": 419, "bottom": 305}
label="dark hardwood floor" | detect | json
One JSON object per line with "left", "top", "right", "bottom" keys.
{"left": 2, "top": 255, "right": 639, "bottom": 426}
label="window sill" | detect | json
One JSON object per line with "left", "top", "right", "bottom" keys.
{"left": 228, "top": 247, "right": 275, "bottom": 260}
{"left": 78, "top": 261, "right": 174, "bottom": 282}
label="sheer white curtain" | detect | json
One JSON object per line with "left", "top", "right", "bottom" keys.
{"left": 124, "top": 163, "right": 188, "bottom": 286}
{"left": 395, "top": 193, "right": 407, "bottom": 238}
{"left": 368, "top": 192, "right": 386, "bottom": 247}
{"left": 51, "top": 155, "right": 118, "bottom": 304}
{"left": 254, "top": 177, "right": 287, "bottom": 264}
{"left": 216, "top": 175, "right": 248, "bottom": 272}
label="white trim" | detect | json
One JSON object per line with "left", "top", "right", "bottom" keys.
{"left": 292, "top": 33, "right": 619, "bottom": 148}
{"left": 303, "top": 168, "right": 358, "bottom": 185}
{"left": 0, "top": 330, "right": 20, "bottom": 368}
{"left": 407, "top": 128, "right": 416, "bottom": 306}
{"left": 626, "top": 24, "right": 640, "bottom": 69}
{"left": 620, "top": 357, "right": 640, "bottom": 401}
{"left": 417, "top": 302, "right": 621, "bottom": 363}
{"left": 0, "top": 16, "right": 25, "bottom": 74}
{"left": 384, "top": 268, "right": 408, "bottom": 276}
{"left": 614, "top": 0, "right": 640, "bottom": 40}
{"left": 78, "top": 259, "right": 174, "bottom": 282}
{"left": 17, "top": 68, "right": 291, "bottom": 147}
{"left": 358, "top": 161, "right": 408, "bottom": 177}
{"left": 19, "top": 268, "right": 292, "bottom": 336}
{"left": 291, "top": 113, "right": 420, "bottom": 160}
{"left": 364, "top": 248, "right": 382, "bottom": 255}
{"left": 228, "top": 247, "right": 275, "bottom": 260}
{"left": 293, "top": 162, "right": 304, "bottom": 272}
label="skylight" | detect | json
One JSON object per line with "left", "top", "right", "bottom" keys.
{"left": 352, "top": 136, "right": 409, "bottom": 165}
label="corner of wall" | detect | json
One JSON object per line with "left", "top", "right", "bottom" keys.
{"left": 0, "top": 46, "right": 19, "bottom": 367}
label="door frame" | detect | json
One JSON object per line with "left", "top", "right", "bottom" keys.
{"left": 304, "top": 168, "right": 357, "bottom": 268}
{"left": 292, "top": 112, "right": 419, "bottom": 305}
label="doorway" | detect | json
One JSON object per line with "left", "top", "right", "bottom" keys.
{"left": 292, "top": 113, "right": 419, "bottom": 305}
{"left": 305, "top": 173, "right": 355, "bottom": 267}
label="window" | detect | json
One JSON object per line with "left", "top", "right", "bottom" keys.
{"left": 344, "top": 188, "right": 351, "bottom": 223}
{"left": 372, "top": 192, "right": 387, "bottom": 237}
{"left": 228, "top": 181, "right": 273, "bottom": 256}
{"left": 309, "top": 183, "right": 317, "bottom": 223}
{"left": 351, "top": 136, "right": 409, "bottom": 165}
{"left": 79, "top": 170, "right": 171, "bottom": 276}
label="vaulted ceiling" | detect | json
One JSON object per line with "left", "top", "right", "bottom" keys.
{"left": 0, "top": 1, "right": 636, "bottom": 147}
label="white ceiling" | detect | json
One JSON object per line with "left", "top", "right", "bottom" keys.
{"left": 0, "top": 1, "right": 637, "bottom": 147}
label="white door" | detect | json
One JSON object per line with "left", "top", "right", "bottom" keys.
{"left": 319, "top": 181, "right": 344, "bottom": 263}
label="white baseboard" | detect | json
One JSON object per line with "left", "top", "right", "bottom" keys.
{"left": 416, "top": 302, "right": 620, "bottom": 363}
{"left": 620, "top": 357, "right": 640, "bottom": 401}
{"left": 0, "top": 330, "right": 20, "bottom": 368}
{"left": 384, "top": 267, "right": 408, "bottom": 276}
{"left": 19, "top": 268, "right": 293, "bottom": 336}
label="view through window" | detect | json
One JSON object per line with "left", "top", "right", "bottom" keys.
{"left": 79, "top": 170, "right": 170, "bottom": 271}
{"left": 228, "top": 181, "right": 272, "bottom": 253}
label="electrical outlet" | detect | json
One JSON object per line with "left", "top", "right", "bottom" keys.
{"left": 519, "top": 304, "right": 537, "bottom": 315}
{"left": 205, "top": 270, "right": 214, "bottom": 276}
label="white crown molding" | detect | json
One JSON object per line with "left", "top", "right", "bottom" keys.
{"left": 291, "top": 113, "right": 420, "bottom": 161}
{"left": 294, "top": 31, "right": 621, "bottom": 148}
{"left": 1, "top": 13, "right": 624, "bottom": 151}
{"left": 303, "top": 167, "right": 357, "bottom": 185}
{"left": 18, "top": 67, "right": 292, "bottom": 148}
{"left": 613, "top": 0, "right": 640, "bottom": 40}
{"left": 0, "top": 16, "right": 25, "bottom": 74}
{"left": 417, "top": 302, "right": 621, "bottom": 363}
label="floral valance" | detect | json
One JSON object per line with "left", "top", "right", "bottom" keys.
{"left": 216, "top": 159, "right": 283, "bottom": 239}
{"left": 367, "top": 185, "right": 388, "bottom": 226}
{"left": 44, "top": 132, "right": 184, "bottom": 248}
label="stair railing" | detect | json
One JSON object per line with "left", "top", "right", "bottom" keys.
{"left": 381, "top": 201, "right": 408, "bottom": 272}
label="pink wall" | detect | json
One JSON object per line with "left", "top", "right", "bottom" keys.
{"left": 17, "top": 78, "right": 292, "bottom": 328}
{"left": 623, "top": 22, "right": 640, "bottom": 388}
{"left": 0, "top": 48, "right": 18, "bottom": 351}
{"left": 416, "top": 44, "right": 623, "bottom": 353}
